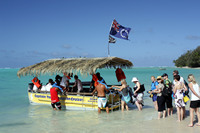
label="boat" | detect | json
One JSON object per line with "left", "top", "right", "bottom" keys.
{"left": 17, "top": 57, "right": 133, "bottom": 110}
{"left": 159, "top": 68, "right": 166, "bottom": 70}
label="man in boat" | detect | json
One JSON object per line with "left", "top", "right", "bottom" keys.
{"left": 50, "top": 87, "right": 62, "bottom": 110}
{"left": 90, "top": 72, "right": 106, "bottom": 92}
{"left": 60, "top": 73, "right": 70, "bottom": 92}
{"left": 92, "top": 81, "right": 109, "bottom": 114}
{"left": 72, "top": 75, "right": 83, "bottom": 95}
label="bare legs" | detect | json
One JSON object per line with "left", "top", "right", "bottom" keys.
{"left": 176, "top": 107, "right": 184, "bottom": 122}
{"left": 135, "top": 101, "right": 142, "bottom": 111}
{"left": 188, "top": 108, "right": 200, "bottom": 127}
{"left": 158, "top": 110, "right": 166, "bottom": 119}
{"left": 196, "top": 108, "right": 200, "bottom": 125}
{"left": 98, "top": 107, "right": 101, "bottom": 113}
{"left": 106, "top": 107, "right": 109, "bottom": 114}
{"left": 167, "top": 108, "right": 173, "bottom": 116}
{"left": 153, "top": 101, "right": 158, "bottom": 111}
{"left": 98, "top": 107, "right": 109, "bottom": 114}
{"left": 121, "top": 100, "right": 129, "bottom": 112}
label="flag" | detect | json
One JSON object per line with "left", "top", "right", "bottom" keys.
{"left": 109, "top": 35, "right": 116, "bottom": 43}
{"left": 109, "top": 19, "right": 131, "bottom": 40}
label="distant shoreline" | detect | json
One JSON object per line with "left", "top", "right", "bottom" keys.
{"left": 178, "top": 66, "right": 200, "bottom": 69}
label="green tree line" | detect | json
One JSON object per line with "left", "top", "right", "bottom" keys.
{"left": 173, "top": 46, "right": 200, "bottom": 67}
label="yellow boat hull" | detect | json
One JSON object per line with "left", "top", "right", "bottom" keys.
{"left": 28, "top": 92, "right": 120, "bottom": 111}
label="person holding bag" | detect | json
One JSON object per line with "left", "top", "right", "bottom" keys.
{"left": 150, "top": 76, "right": 166, "bottom": 119}
{"left": 132, "top": 77, "right": 144, "bottom": 111}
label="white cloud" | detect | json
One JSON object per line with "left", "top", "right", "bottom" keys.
{"left": 185, "top": 35, "right": 200, "bottom": 40}
{"left": 62, "top": 44, "right": 72, "bottom": 49}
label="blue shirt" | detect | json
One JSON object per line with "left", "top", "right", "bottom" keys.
{"left": 151, "top": 81, "right": 158, "bottom": 90}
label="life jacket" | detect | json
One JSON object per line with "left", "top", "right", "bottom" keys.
{"left": 66, "top": 76, "right": 71, "bottom": 80}
{"left": 92, "top": 74, "right": 99, "bottom": 87}
{"left": 115, "top": 68, "right": 126, "bottom": 82}
{"left": 31, "top": 77, "right": 42, "bottom": 88}
{"left": 50, "top": 87, "right": 59, "bottom": 103}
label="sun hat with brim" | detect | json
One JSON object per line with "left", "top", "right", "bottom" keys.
{"left": 157, "top": 76, "right": 163, "bottom": 80}
{"left": 131, "top": 77, "right": 139, "bottom": 82}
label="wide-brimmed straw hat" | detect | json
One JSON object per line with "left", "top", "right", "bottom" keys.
{"left": 157, "top": 76, "right": 163, "bottom": 80}
{"left": 131, "top": 77, "right": 139, "bottom": 82}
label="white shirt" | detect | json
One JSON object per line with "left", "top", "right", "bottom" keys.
{"left": 45, "top": 83, "right": 52, "bottom": 91}
{"left": 60, "top": 75, "right": 69, "bottom": 87}
{"left": 190, "top": 83, "right": 200, "bottom": 101}
{"left": 75, "top": 79, "right": 83, "bottom": 91}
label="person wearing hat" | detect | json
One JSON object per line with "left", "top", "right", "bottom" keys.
{"left": 150, "top": 76, "right": 166, "bottom": 119}
{"left": 162, "top": 73, "right": 173, "bottom": 116}
{"left": 131, "top": 77, "right": 144, "bottom": 111}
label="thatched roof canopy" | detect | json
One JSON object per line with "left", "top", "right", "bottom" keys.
{"left": 17, "top": 57, "right": 133, "bottom": 77}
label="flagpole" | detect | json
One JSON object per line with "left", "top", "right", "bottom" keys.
{"left": 108, "top": 42, "right": 110, "bottom": 57}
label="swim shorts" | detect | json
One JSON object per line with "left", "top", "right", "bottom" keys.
{"left": 152, "top": 94, "right": 157, "bottom": 102}
{"left": 51, "top": 102, "right": 61, "bottom": 110}
{"left": 136, "top": 93, "right": 144, "bottom": 103}
{"left": 98, "top": 97, "right": 108, "bottom": 108}
{"left": 190, "top": 100, "right": 200, "bottom": 108}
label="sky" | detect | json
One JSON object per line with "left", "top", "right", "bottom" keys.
{"left": 0, "top": 0, "right": 200, "bottom": 68}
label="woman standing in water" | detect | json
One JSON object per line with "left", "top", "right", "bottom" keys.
{"left": 150, "top": 76, "right": 158, "bottom": 111}
{"left": 150, "top": 76, "right": 166, "bottom": 119}
{"left": 187, "top": 74, "right": 200, "bottom": 127}
{"left": 173, "top": 75, "right": 187, "bottom": 122}
{"left": 111, "top": 79, "right": 130, "bottom": 112}
{"left": 132, "top": 77, "right": 144, "bottom": 111}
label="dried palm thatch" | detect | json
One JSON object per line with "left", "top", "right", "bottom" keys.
{"left": 17, "top": 57, "right": 133, "bottom": 78}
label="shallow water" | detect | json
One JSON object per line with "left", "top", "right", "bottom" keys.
{"left": 1, "top": 68, "right": 200, "bottom": 133}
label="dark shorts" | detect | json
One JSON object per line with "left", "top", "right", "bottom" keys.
{"left": 51, "top": 102, "right": 61, "bottom": 110}
{"left": 165, "top": 96, "right": 173, "bottom": 108}
{"left": 152, "top": 94, "right": 157, "bottom": 102}
{"left": 157, "top": 96, "right": 166, "bottom": 112}
{"left": 190, "top": 100, "right": 200, "bottom": 108}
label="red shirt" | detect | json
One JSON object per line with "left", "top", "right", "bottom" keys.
{"left": 50, "top": 87, "right": 59, "bottom": 103}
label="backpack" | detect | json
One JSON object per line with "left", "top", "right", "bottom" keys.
{"left": 162, "top": 84, "right": 172, "bottom": 97}
{"left": 134, "top": 84, "right": 145, "bottom": 93}
{"left": 129, "top": 87, "right": 136, "bottom": 103}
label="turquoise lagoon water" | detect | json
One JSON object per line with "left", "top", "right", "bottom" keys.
{"left": 1, "top": 68, "right": 200, "bottom": 133}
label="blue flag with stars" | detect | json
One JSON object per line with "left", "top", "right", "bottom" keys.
{"left": 109, "top": 19, "right": 131, "bottom": 40}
